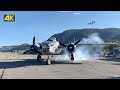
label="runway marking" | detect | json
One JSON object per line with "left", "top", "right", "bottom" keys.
{"left": 0, "top": 68, "right": 6, "bottom": 79}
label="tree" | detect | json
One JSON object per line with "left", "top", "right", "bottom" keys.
{"left": 102, "top": 44, "right": 120, "bottom": 51}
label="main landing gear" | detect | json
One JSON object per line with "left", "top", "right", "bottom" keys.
{"left": 37, "top": 55, "right": 41, "bottom": 61}
{"left": 69, "top": 53, "right": 74, "bottom": 61}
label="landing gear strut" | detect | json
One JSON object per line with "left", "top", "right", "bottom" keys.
{"left": 46, "top": 55, "right": 51, "bottom": 65}
{"left": 69, "top": 53, "right": 74, "bottom": 61}
{"left": 37, "top": 55, "right": 51, "bottom": 65}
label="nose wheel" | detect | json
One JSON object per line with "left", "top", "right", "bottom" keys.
{"left": 46, "top": 55, "right": 51, "bottom": 65}
{"left": 46, "top": 59, "right": 51, "bottom": 65}
{"left": 37, "top": 55, "right": 51, "bottom": 65}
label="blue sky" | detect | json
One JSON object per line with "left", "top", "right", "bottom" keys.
{"left": 0, "top": 11, "right": 120, "bottom": 46}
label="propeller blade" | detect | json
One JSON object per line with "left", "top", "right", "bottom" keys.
{"left": 59, "top": 42, "right": 67, "bottom": 47}
{"left": 30, "top": 45, "right": 34, "bottom": 50}
{"left": 23, "top": 50, "right": 30, "bottom": 54}
{"left": 33, "top": 36, "right": 35, "bottom": 44}
{"left": 74, "top": 40, "right": 81, "bottom": 45}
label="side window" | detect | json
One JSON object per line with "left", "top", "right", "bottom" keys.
{"left": 43, "top": 49, "right": 46, "bottom": 53}
{"left": 46, "top": 48, "right": 49, "bottom": 52}
{"left": 43, "top": 48, "right": 49, "bottom": 53}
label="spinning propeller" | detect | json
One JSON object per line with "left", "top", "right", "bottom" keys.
{"left": 23, "top": 37, "right": 41, "bottom": 54}
{"left": 59, "top": 40, "right": 81, "bottom": 61}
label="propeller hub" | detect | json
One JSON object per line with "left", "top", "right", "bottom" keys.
{"left": 67, "top": 44, "right": 76, "bottom": 53}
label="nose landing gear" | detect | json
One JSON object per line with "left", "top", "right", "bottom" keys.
{"left": 37, "top": 55, "right": 51, "bottom": 65}
{"left": 46, "top": 55, "right": 51, "bottom": 65}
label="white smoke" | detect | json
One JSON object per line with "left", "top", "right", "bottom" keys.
{"left": 73, "top": 33, "right": 104, "bottom": 62}
{"left": 73, "top": 47, "right": 91, "bottom": 62}
{"left": 57, "top": 47, "right": 91, "bottom": 63}
{"left": 55, "top": 33, "right": 104, "bottom": 62}
{"left": 80, "top": 33, "right": 104, "bottom": 44}
{"left": 80, "top": 33, "right": 104, "bottom": 56}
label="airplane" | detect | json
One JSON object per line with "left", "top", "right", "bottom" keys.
{"left": 23, "top": 36, "right": 119, "bottom": 65}
{"left": 23, "top": 37, "right": 82, "bottom": 65}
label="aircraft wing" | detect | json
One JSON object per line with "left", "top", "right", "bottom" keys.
{"left": 76, "top": 43, "right": 119, "bottom": 47}
{"left": 58, "top": 42, "right": 119, "bottom": 48}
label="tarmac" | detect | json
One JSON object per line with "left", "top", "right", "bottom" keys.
{"left": 0, "top": 52, "right": 120, "bottom": 79}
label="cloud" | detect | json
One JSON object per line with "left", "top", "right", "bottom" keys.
{"left": 73, "top": 12, "right": 80, "bottom": 15}
{"left": 59, "top": 11, "right": 70, "bottom": 12}
{"left": 59, "top": 11, "right": 80, "bottom": 15}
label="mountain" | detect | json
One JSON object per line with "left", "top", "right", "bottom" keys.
{"left": 50, "top": 28, "right": 120, "bottom": 44}
{"left": 0, "top": 43, "right": 31, "bottom": 52}
{"left": 111, "top": 34, "right": 120, "bottom": 41}
{"left": 0, "top": 28, "right": 120, "bottom": 52}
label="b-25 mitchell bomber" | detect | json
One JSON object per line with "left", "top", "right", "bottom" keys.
{"left": 23, "top": 36, "right": 119, "bottom": 65}
{"left": 23, "top": 37, "right": 82, "bottom": 65}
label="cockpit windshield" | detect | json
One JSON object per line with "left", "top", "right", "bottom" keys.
{"left": 48, "top": 37, "right": 56, "bottom": 41}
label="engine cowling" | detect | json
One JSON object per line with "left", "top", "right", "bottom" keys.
{"left": 67, "top": 44, "right": 76, "bottom": 53}
{"left": 30, "top": 43, "right": 40, "bottom": 53}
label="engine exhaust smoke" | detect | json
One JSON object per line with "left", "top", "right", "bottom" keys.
{"left": 55, "top": 33, "right": 104, "bottom": 62}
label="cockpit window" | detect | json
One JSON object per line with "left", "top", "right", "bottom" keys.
{"left": 49, "top": 43, "right": 54, "bottom": 47}
{"left": 47, "top": 40, "right": 52, "bottom": 41}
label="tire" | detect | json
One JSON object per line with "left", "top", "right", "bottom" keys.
{"left": 51, "top": 55, "right": 53, "bottom": 57}
{"left": 70, "top": 54, "right": 74, "bottom": 61}
{"left": 37, "top": 55, "right": 41, "bottom": 61}
{"left": 46, "top": 59, "right": 51, "bottom": 65}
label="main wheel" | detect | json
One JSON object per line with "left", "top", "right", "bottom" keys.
{"left": 51, "top": 55, "right": 53, "bottom": 57}
{"left": 37, "top": 55, "right": 41, "bottom": 61}
{"left": 70, "top": 54, "right": 74, "bottom": 61}
{"left": 46, "top": 59, "right": 51, "bottom": 65}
